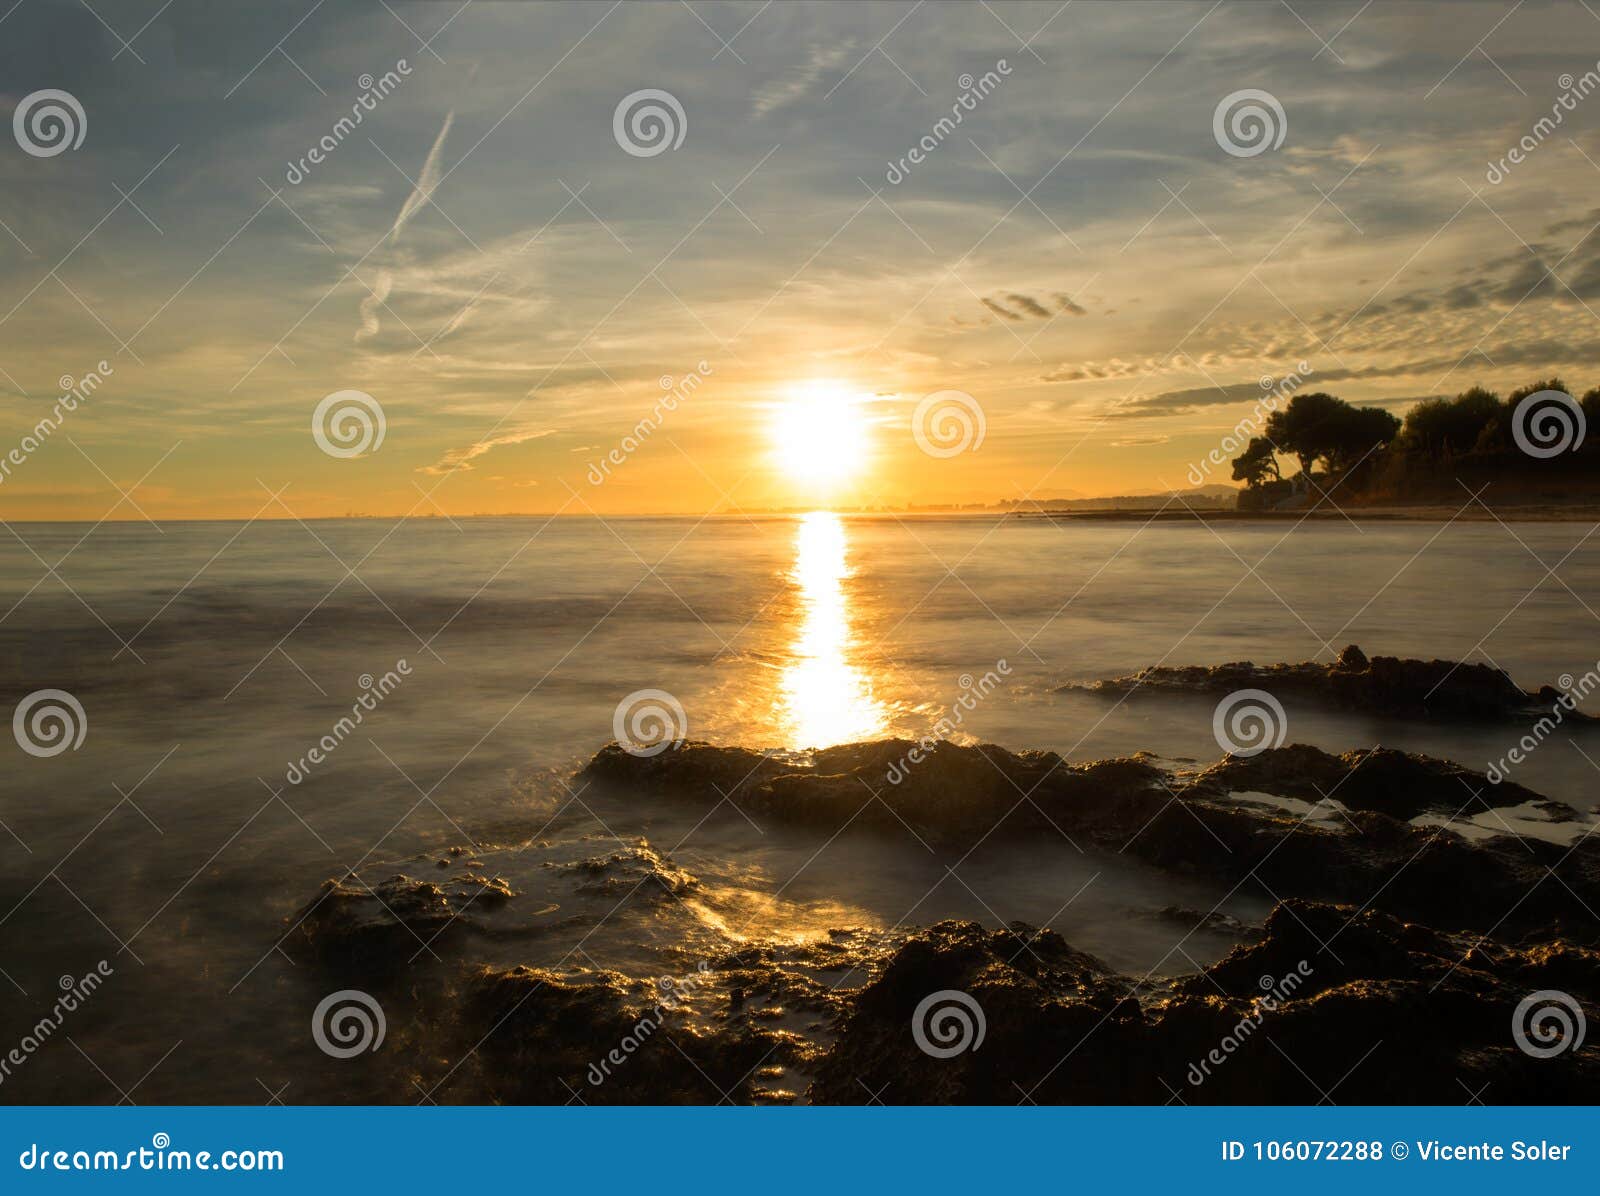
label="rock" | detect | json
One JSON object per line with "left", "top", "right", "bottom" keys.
{"left": 1189, "top": 744, "right": 1575, "bottom": 821}
{"left": 1337, "top": 643, "right": 1368, "bottom": 670}
{"left": 582, "top": 738, "right": 1167, "bottom": 844}
{"left": 1063, "top": 644, "right": 1595, "bottom": 724}
{"left": 811, "top": 904, "right": 1600, "bottom": 1104}
{"left": 458, "top": 964, "right": 782, "bottom": 1103}
{"left": 278, "top": 729, "right": 1600, "bottom": 1103}
{"left": 558, "top": 840, "right": 699, "bottom": 901}
{"left": 285, "top": 871, "right": 517, "bottom": 970}
{"left": 582, "top": 739, "right": 1599, "bottom": 937}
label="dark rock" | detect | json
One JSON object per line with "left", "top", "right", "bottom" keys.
{"left": 558, "top": 840, "right": 699, "bottom": 901}
{"left": 582, "top": 739, "right": 1600, "bottom": 937}
{"left": 1190, "top": 743, "right": 1574, "bottom": 820}
{"left": 811, "top": 904, "right": 1600, "bottom": 1104}
{"left": 285, "top": 871, "right": 517, "bottom": 971}
{"left": 458, "top": 964, "right": 788, "bottom": 1103}
{"left": 582, "top": 738, "right": 1166, "bottom": 845}
{"left": 1064, "top": 644, "right": 1596, "bottom": 724}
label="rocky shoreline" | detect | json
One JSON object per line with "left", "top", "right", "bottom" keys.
{"left": 281, "top": 728, "right": 1599, "bottom": 1104}
{"left": 1063, "top": 643, "right": 1596, "bottom": 724}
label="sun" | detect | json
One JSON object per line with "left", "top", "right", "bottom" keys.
{"left": 770, "top": 380, "right": 870, "bottom": 489}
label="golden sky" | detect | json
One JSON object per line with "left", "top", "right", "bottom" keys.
{"left": 3, "top": 0, "right": 1600, "bottom": 518}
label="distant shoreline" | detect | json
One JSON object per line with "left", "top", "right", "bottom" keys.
{"left": 1013, "top": 504, "right": 1600, "bottom": 523}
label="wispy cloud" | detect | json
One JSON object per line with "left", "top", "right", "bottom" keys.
{"left": 355, "top": 269, "right": 392, "bottom": 342}
{"left": 390, "top": 111, "right": 454, "bottom": 243}
{"left": 420, "top": 427, "right": 555, "bottom": 476}
{"left": 752, "top": 42, "right": 853, "bottom": 116}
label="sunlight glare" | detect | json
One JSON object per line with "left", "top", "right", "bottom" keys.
{"left": 779, "top": 511, "right": 888, "bottom": 749}
{"left": 770, "top": 380, "right": 869, "bottom": 489}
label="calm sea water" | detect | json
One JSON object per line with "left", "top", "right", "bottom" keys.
{"left": 1, "top": 513, "right": 1596, "bottom": 1102}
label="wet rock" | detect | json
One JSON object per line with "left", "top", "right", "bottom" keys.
{"left": 582, "top": 739, "right": 1600, "bottom": 937}
{"left": 455, "top": 962, "right": 813, "bottom": 1104}
{"left": 285, "top": 871, "right": 517, "bottom": 970}
{"left": 812, "top": 904, "right": 1600, "bottom": 1104}
{"left": 582, "top": 738, "right": 1166, "bottom": 844}
{"left": 1190, "top": 744, "right": 1575, "bottom": 820}
{"left": 557, "top": 840, "right": 699, "bottom": 901}
{"left": 1065, "top": 644, "right": 1596, "bottom": 724}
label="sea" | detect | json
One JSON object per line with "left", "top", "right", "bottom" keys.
{"left": 1, "top": 512, "right": 1595, "bottom": 1101}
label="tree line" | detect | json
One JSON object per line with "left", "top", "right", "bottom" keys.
{"left": 1230, "top": 379, "right": 1598, "bottom": 506}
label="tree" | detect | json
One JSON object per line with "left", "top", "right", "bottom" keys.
{"left": 1264, "top": 392, "right": 1400, "bottom": 477}
{"left": 1264, "top": 392, "right": 1348, "bottom": 477}
{"left": 1401, "top": 387, "right": 1501, "bottom": 460}
{"left": 1582, "top": 387, "right": 1600, "bottom": 430}
{"left": 1231, "top": 437, "right": 1281, "bottom": 488}
{"left": 1481, "top": 377, "right": 1571, "bottom": 452}
{"left": 1507, "top": 377, "right": 1568, "bottom": 405}
{"left": 1325, "top": 405, "right": 1401, "bottom": 472}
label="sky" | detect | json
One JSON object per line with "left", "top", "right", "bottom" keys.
{"left": 3, "top": 0, "right": 1600, "bottom": 518}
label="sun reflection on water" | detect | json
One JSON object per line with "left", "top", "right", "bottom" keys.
{"left": 779, "top": 511, "right": 888, "bottom": 749}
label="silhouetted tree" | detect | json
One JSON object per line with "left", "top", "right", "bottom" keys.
{"left": 1263, "top": 392, "right": 1348, "bottom": 477}
{"left": 1262, "top": 392, "right": 1400, "bottom": 477}
{"left": 1231, "top": 437, "right": 1281, "bottom": 487}
{"left": 1328, "top": 406, "right": 1402, "bottom": 471}
{"left": 1507, "top": 377, "right": 1568, "bottom": 404}
{"left": 1401, "top": 387, "right": 1501, "bottom": 460}
{"left": 1582, "top": 387, "right": 1600, "bottom": 429}
{"left": 1480, "top": 377, "right": 1572, "bottom": 452}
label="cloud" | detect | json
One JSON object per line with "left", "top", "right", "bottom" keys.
{"left": 1041, "top": 359, "right": 1141, "bottom": 383}
{"left": 984, "top": 292, "right": 1078, "bottom": 322}
{"left": 752, "top": 43, "right": 854, "bottom": 116}
{"left": 355, "top": 269, "right": 392, "bottom": 342}
{"left": 1114, "top": 381, "right": 1273, "bottom": 416}
{"left": 390, "top": 111, "right": 454, "bottom": 244}
{"left": 1006, "top": 293, "right": 1051, "bottom": 319}
{"left": 1111, "top": 434, "right": 1169, "bottom": 446}
{"left": 420, "top": 427, "right": 554, "bottom": 475}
